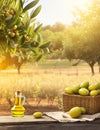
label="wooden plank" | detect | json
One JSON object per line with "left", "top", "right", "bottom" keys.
{"left": 0, "top": 115, "right": 57, "bottom": 125}
{"left": 0, "top": 120, "right": 100, "bottom": 130}
{"left": 0, "top": 116, "right": 100, "bottom": 130}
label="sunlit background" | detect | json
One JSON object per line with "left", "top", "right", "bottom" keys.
{"left": 37, "top": 0, "right": 91, "bottom": 25}
{"left": 0, "top": 0, "right": 100, "bottom": 115}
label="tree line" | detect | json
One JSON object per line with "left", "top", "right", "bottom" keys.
{"left": 41, "top": 0, "right": 100, "bottom": 75}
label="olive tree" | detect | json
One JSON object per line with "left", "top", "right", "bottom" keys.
{"left": 0, "top": 0, "right": 49, "bottom": 73}
{"left": 62, "top": 0, "right": 100, "bottom": 75}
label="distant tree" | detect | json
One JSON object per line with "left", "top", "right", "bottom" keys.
{"left": 62, "top": 0, "right": 100, "bottom": 75}
{"left": 41, "top": 24, "right": 69, "bottom": 59}
{"left": 51, "top": 23, "right": 66, "bottom": 32}
{"left": 78, "top": 0, "right": 100, "bottom": 75}
{"left": 43, "top": 22, "right": 66, "bottom": 32}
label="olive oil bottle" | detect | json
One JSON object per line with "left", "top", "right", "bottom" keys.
{"left": 11, "top": 91, "right": 25, "bottom": 117}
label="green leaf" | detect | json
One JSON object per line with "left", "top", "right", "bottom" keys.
{"left": 22, "top": 0, "right": 25, "bottom": 4}
{"left": 23, "top": 0, "right": 39, "bottom": 12}
{"left": 20, "top": 0, "right": 23, "bottom": 9}
{"left": 15, "top": 0, "right": 23, "bottom": 12}
{"left": 21, "top": 43, "right": 30, "bottom": 49}
{"left": 34, "top": 24, "right": 42, "bottom": 33}
{"left": 39, "top": 41, "right": 50, "bottom": 49}
{"left": 37, "top": 34, "right": 42, "bottom": 42}
{"left": 27, "top": 25, "right": 35, "bottom": 35}
{"left": 30, "top": 18, "right": 36, "bottom": 23}
{"left": 22, "top": 12, "right": 30, "bottom": 25}
{"left": 30, "top": 5, "right": 42, "bottom": 18}
{"left": 10, "top": 0, "right": 16, "bottom": 9}
{"left": 35, "top": 53, "right": 42, "bottom": 61}
{"left": 6, "top": 15, "right": 21, "bottom": 28}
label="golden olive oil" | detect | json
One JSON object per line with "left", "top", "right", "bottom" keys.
{"left": 11, "top": 91, "right": 25, "bottom": 117}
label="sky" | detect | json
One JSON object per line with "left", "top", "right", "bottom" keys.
{"left": 35, "top": 0, "right": 91, "bottom": 26}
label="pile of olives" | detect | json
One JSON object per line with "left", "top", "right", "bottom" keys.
{"left": 64, "top": 81, "right": 100, "bottom": 96}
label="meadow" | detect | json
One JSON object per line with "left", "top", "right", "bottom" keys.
{"left": 0, "top": 60, "right": 100, "bottom": 115}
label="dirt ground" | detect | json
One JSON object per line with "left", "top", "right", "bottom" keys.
{"left": 0, "top": 98, "right": 59, "bottom": 116}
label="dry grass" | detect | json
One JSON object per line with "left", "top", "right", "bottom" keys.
{"left": 0, "top": 66, "right": 100, "bottom": 115}
{"left": 0, "top": 66, "right": 100, "bottom": 99}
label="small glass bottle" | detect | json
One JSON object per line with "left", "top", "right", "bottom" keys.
{"left": 11, "top": 91, "right": 25, "bottom": 117}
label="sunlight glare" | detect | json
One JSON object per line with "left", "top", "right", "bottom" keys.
{"left": 59, "top": 0, "right": 91, "bottom": 24}
{"left": 38, "top": 0, "right": 91, "bottom": 25}
{"left": 66, "top": 0, "right": 90, "bottom": 10}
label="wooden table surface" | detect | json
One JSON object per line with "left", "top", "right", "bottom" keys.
{"left": 0, "top": 115, "right": 100, "bottom": 130}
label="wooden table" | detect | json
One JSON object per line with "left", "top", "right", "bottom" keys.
{"left": 0, "top": 115, "right": 100, "bottom": 130}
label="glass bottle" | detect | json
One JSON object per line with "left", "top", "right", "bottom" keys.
{"left": 11, "top": 91, "right": 25, "bottom": 117}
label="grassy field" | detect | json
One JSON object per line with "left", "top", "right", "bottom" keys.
{"left": 0, "top": 60, "right": 100, "bottom": 115}
{"left": 0, "top": 65, "right": 100, "bottom": 100}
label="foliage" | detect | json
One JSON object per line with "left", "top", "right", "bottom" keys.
{"left": 43, "top": 22, "right": 66, "bottom": 32}
{"left": 41, "top": 23, "right": 68, "bottom": 58}
{"left": 62, "top": 0, "right": 100, "bottom": 75}
{"left": 0, "top": 0, "right": 49, "bottom": 73}
{"left": 40, "top": 0, "right": 100, "bottom": 75}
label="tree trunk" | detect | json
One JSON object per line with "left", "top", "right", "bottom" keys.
{"left": 88, "top": 63, "right": 95, "bottom": 75}
{"left": 90, "top": 65, "right": 94, "bottom": 75}
{"left": 17, "top": 65, "right": 21, "bottom": 74}
{"left": 97, "top": 61, "right": 100, "bottom": 73}
{"left": 16, "top": 58, "right": 26, "bottom": 74}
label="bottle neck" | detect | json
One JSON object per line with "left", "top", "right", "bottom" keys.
{"left": 15, "top": 96, "right": 22, "bottom": 105}
{"left": 14, "top": 91, "right": 22, "bottom": 105}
